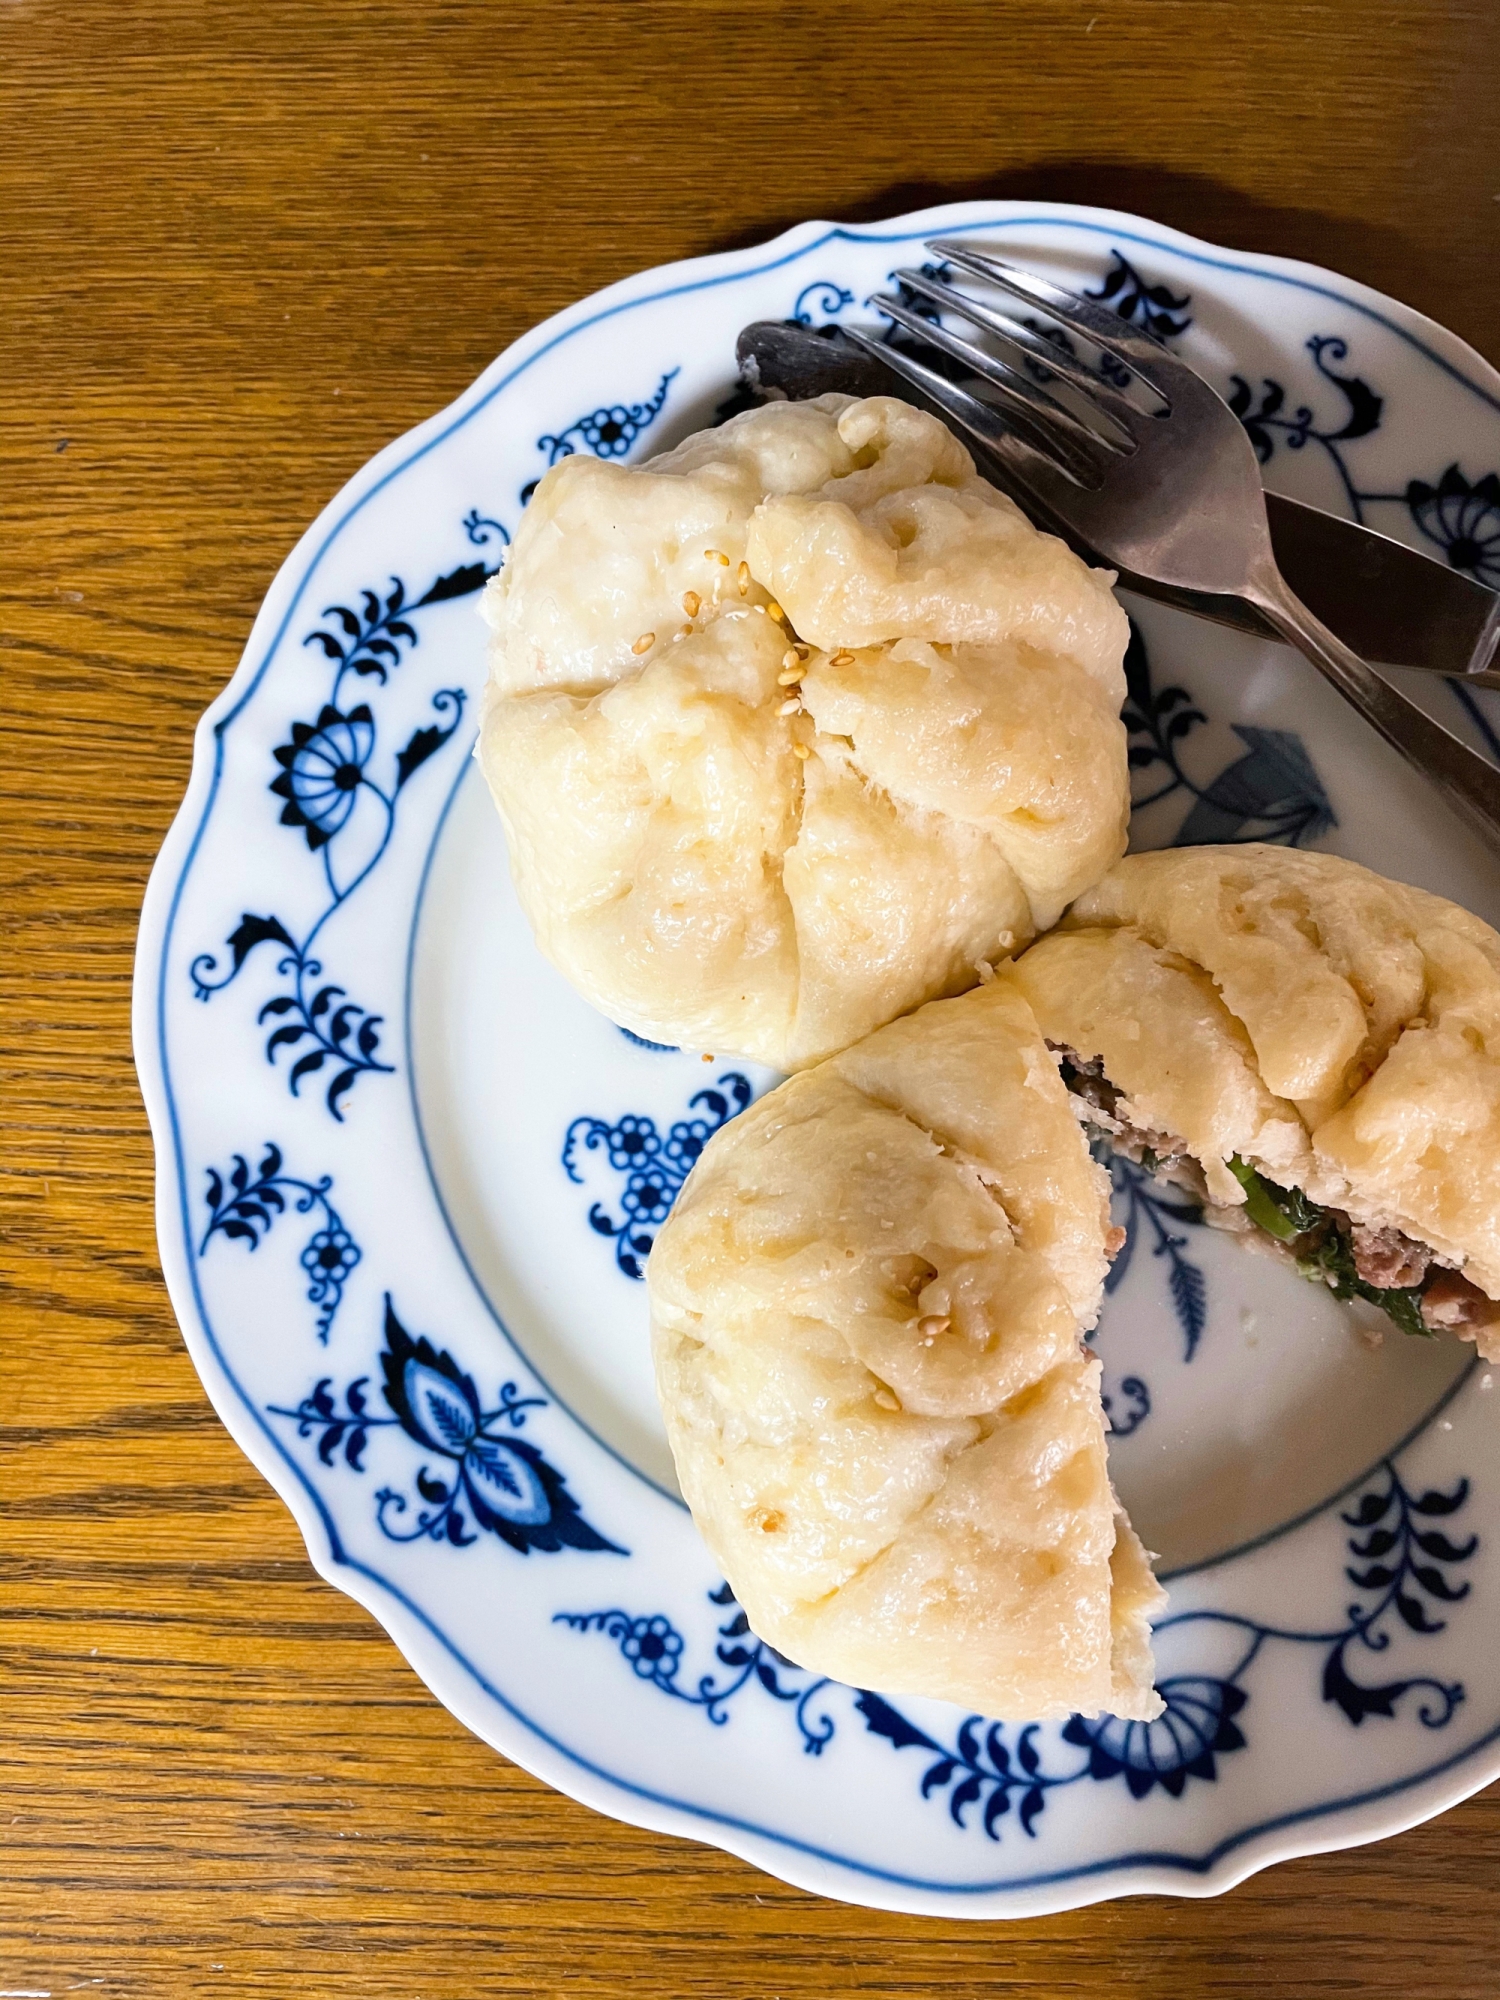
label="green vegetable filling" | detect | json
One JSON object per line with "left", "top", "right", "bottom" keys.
{"left": 1226, "top": 1157, "right": 1433, "bottom": 1338}
{"left": 1226, "top": 1155, "right": 1319, "bottom": 1239}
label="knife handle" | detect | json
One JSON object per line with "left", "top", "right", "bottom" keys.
{"left": 1249, "top": 559, "right": 1500, "bottom": 854}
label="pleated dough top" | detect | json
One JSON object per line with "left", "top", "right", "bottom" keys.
{"left": 479, "top": 394, "right": 1130, "bottom": 1070}
{"left": 1006, "top": 845, "right": 1500, "bottom": 1295}
{"left": 648, "top": 979, "right": 1165, "bottom": 1723}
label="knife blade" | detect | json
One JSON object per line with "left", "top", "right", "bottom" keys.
{"left": 735, "top": 320, "right": 1500, "bottom": 687}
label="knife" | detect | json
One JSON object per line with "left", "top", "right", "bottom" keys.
{"left": 736, "top": 321, "right": 1500, "bottom": 687}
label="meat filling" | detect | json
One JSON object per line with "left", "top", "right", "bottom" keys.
{"left": 1050, "top": 1046, "right": 1499, "bottom": 1346}
{"left": 1050, "top": 1047, "right": 1205, "bottom": 1196}
{"left": 1420, "top": 1268, "right": 1500, "bottom": 1336}
{"left": 1349, "top": 1223, "right": 1430, "bottom": 1293}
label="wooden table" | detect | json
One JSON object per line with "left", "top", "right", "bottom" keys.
{"left": 6, "top": 3, "right": 1500, "bottom": 1992}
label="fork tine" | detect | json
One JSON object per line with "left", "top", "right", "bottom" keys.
{"left": 838, "top": 325, "right": 1082, "bottom": 521}
{"left": 927, "top": 239, "right": 1175, "bottom": 395}
{"left": 869, "top": 293, "right": 1109, "bottom": 485}
{"left": 892, "top": 266, "right": 1141, "bottom": 439}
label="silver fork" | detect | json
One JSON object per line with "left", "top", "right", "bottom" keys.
{"left": 842, "top": 239, "right": 1500, "bottom": 856}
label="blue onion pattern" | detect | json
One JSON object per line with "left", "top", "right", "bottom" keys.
{"left": 563, "top": 1073, "right": 753, "bottom": 1279}
{"left": 1085, "top": 250, "right": 1193, "bottom": 339}
{"left": 268, "top": 1296, "right": 622, "bottom": 1558}
{"left": 1101, "top": 1374, "right": 1151, "bottom": 1438}
{"left": 537, "top": 370, "right": 679, "bottom": 468}
{"left": 271, "top": 704, "right": 376, "bottom": 848}
{"left": 561, "top": 1460, "right": 1474, "bottom": 1840}
{"left": 1123, "top": 620, "right": 1335, "bottom": 849}
{"left": 191, "top": 512, "right": 494, "bottom": 1118}
{"left": 1063, "top": 1678, "right": 1248, "bottom": 1798}
{"left": 299, "top": 1219, "right": 361, "bottom": 1318}
{"left": 557, "top": 1585, "right": 836, "bottom": 1752}
{"left": 1102, "top": 1149, "right": 1208, "bottom": 1364}
{"left": 1227, "top": 332, "right": 1500, "bottom": 593}
{"left": 792, "top": 280, "right": 854, "bottom": 325}
{"left": 1406, "top": 466, "right": 1500, "bottom": 586}
{"left": 618, "top": 1614, "right": 684, "bottom": 1682}
{"left": 199, "top": 1143, "right": 359, "bottom": 1342}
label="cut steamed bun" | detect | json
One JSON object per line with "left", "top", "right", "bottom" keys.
{"left": 479, "top": 393, "right": 1130, "bottom": 1070}
{"left": 647, "top": 978, "right": 1165, "bottom": 1723}
{"left": 1005, "top": 844, "right": 1500, "bottom": 1357}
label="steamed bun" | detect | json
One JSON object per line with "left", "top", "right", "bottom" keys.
{"left": 648, "top": 979, "right": 1165, "bottom": 1723}
{"left": 480, "top": 395, "right": 1130, "bottom": 1070}
{"left": 1007, "top": 845, "right": 1500, "bottom": 1343}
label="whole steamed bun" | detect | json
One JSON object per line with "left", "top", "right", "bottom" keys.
{"left": 479, "top": 394, "right": 1131, "bottom": 1071}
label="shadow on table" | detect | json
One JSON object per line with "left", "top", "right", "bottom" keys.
{"left": 710, "top": 162, "right": 1434, "bottom": 321}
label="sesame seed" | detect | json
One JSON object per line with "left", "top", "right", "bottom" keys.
{"left": 873, "top": 1387, "right": 901, "bottom": 1413}
{"left": 676, "top": 623, "right": 693, "bottom": 639}
{"left": 917, "top": 1313, "right": 950, "bottom": 1339}
{"left": 631, "top": 632, "right": 655, "bottom": 655}
{"left": 766, "top": 600, "right": 785, "bottom": 622}
{"left": 792, "top": 741, "right": 811, "bottom": 760}
{"left": 777, "top": 667, "right": 803, "bottom": 687}
{"left": 829, "top": 648, "right": 854, "bottom": 667}
{"left": 705, "top": 548, "right": 730, "bottom": 565}
{"left": 682, "top": 590, "right": 701, "bottom": 617}
{"left": 736, "top": 560, "right": 750, "bottom": 595}
{"left": 781, "top": 648, "right": 801, "bottom": 671}
{"left": 777, "top": 697, "right": 801, "bottom": 717}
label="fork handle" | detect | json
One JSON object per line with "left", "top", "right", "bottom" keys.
{"left": 1246, "top": 561, "right": 1500, "bottom": 857}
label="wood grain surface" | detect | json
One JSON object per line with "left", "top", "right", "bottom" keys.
{"left": 5, "top": 3, "right": 1500, "bottom": 1993}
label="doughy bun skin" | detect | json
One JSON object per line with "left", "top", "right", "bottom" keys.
{"left": 648, "top": 980, "right": 1165, "bottom": 1724}
{"left": 1007, "top": 845, "right": 1500, "bottom": 1346}
{"left": 480, "top": 394, "right": 1130, "bottom": 1071}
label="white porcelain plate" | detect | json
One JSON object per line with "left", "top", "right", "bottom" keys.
{"left": 134, "top": 202, "right": 1500, "bottom": 1917}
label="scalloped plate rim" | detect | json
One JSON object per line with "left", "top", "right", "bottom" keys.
{"left": 133, "top": 197, "right": 1500, "bottom": 1919}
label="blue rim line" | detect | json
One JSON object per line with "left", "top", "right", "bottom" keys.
{"left": 1158, "top": 1353, "right": 1478, "bottom": 1583}
{"left": 152, "top": 210, "right": 1500, "bottom": 1903}
{"left": 401, "top": 745, "right": 687, "bottom": 1508}
{"left": 206, "top": 213, "right": 1500, "bottom": 744}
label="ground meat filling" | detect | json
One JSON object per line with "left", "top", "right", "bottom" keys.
{"left": 1049, "top": 1047, "right": 1204, "bottom": 1195}
{"left": 1052, "top": 1049, "right": 1122, "bottom": 1124}
{"left": 1224, "top": 1158, "right": 1500, "bottom": 1340}
{"left": 1421, "top": 1268, "right": 1500, "bottom": 1335}
{"left": 1049, "top": 1046, "right": 1499, "bottom": 1344}
{"left": 1349, "top": 1223, "right": 1430, "bottom": 1293}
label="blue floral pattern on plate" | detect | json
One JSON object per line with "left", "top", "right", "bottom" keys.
{"left": 199, "top": 1143, "right": 360, "bottom": 1343}
{"left": 189, "top": 515, "right": 497, "bottom": 1118}
{"left": 139, "top": 208, "right": 1500, "bottom": 1918}
{"left": 563, "top": 1458, "right": 1474, "bottom": 1840}
{"left": 269, "top": 1296, "right": 622, "bottom": 1557}
{"left": 562, "top": 1073, "right": 752, "bottom": 1279}
{"left": 557, "top": 1583, "right": 837, "bottom": 1752}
